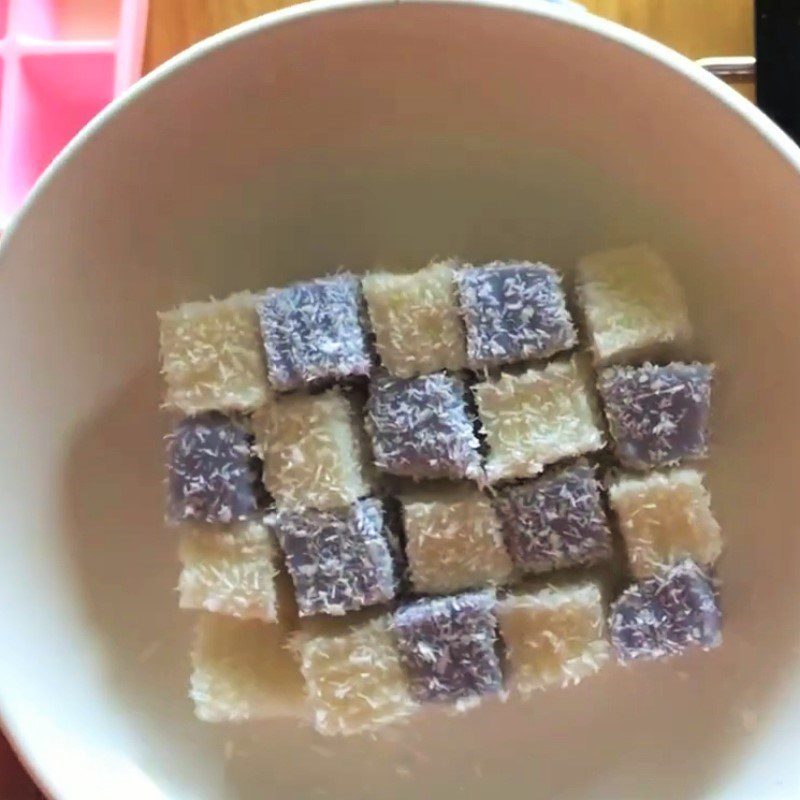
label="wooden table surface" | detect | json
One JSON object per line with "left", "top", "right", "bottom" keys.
{"left": 143, "top": 0, "right": 754, "bottom": 69}
{"left": 2, "top": 0, "right": 754, "bottom": 797}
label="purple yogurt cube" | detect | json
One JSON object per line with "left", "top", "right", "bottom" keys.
{"left": 366, "top": 371, "right": 482, "bottom": 480}
{"left": 598, "top": 362, "right": 714, "bottom": 470}
{"left": 495, "top": 461, "right": 613, "bottom": 575}
{"left": 457, "top": 261, "right": 576, "bottom": 370}
{"left": 609, "top": 559, "right": 722, "bottom": 662}
{"left": 392, "top": 590, "right": 502, "bottom": 703}
{"left": 257, "top": 274, "right": 372, "bottom": 392}
{"left": 273, "top": 498, "right": 397, "bottom": 617}
{"left": 167, "top": 412, "right": 261, "bottom": 524}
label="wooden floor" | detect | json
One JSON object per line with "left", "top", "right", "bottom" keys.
{"left": 145, "top": 0, "right": 754, "bottom": 70}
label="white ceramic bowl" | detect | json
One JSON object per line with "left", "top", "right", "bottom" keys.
{"left": 1, "top": 2, "right": 800, "bottom": 798}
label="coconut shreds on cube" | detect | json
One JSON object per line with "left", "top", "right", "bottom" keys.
{"left": 273, "top": 498, "right": 397, "bottom": 617}
{"left": 254, "top": 388, "right": 370, "bottom": 511}
{"left": 474, "top": 357, "right": 604, "bottom": 484}
{"left": 457, "top": 261, "right": 577, "bottom": 369}
{"left": 575, "top": 244, "right": 691, "bottom": 365}
{"left": 608, "top": 468, "right": 722, "bottom": 579}
{"left": 178, "top": 517, "right": 281, "bottom": 620}
{"left": 598, "top": 362, "right": 713, "bottom": 470}
{"left": 190, "top": 612, "right": 305, "bottom": 722}
{"left": 366, "top": 371, "right": 482, "bottom": 481}
{"left": 494, "top": 461, "right": 613, "bottom": 575}
{"left": 159, "top": 291, "right": 270, "bottom": 414}
{"left": 402, "top": 487, "right": 512, "bottom": 594}
{"left": 497, "top": 580, "right": 610, "bottom": 694}
{"left": 167, "top": 412, "right": 261, "bottom": 525}
{"left": 362, "top": 261, "right": 466, "bottom": 377}
{"left": 256, "top": 274, "right": 372, "bottom": 392}
{"left": 297, "top": 614, "right": 418, "bottom": 736}
{"left": 609, "top": 559, "right": 722, "bottom": 662}
{"left": 392, "top": 589, "right": 502, "bottom": 704}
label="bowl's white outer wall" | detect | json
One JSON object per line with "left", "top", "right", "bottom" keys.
{"left": 1, "top": 2, "right": 800, "bottom": 798}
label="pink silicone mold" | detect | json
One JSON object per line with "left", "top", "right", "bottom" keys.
{"left": 0, "top": 0, "right": 148, "bottom": 222}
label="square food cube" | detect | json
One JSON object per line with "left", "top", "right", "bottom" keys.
{"left": 576, "top": 244, "right": 691, "bottom": 364}
{"left": 255, "top": 388, "right": 370, "bottom": 511}
{"left": 598, "top": 362, "right": 713, "bottom": 470}
{"left": 167, "top": 412, "right": 261, "bottom": 524}
{"left": 457, "top": 261, "right": 576, "bottom": 369}
{"left": 298, "top": 614, "right": 418, "bottom": 736}
{"left": 190, "top": 613, "right": 305, "bottom": 722}
{"left": 474, "top": 358, "right": 604, "bottom": 483}
{"left": 178, "top": 517, "right": 281, "bottom": 620}
{"left": 159, "top": 291, "right": 270, "bottom": 414}
{"left": 392, "top": 590, "right": 502, "bottom": 704}
{"left": 608, "top": 469, "right": 722, "bottom": 578}
{"left": 257, "top": 274, "right": 372, "bottom": 391}
{"left": 362, "top": 260, "right": 466, "bottom": 377}
{"left": 402, "top": 487, "right": 512, "bottom": 594}
{"left": 495, "top": 462, "right": 613, "bottom": 575}
{"left": 609, "top": 559, "right": 722, "bottom": 662}
{"left": 367, "top": 372, "right": 482, "bottom": 481}
{"left": 274, "top": 498, "right": 397, "bottom": 617}
{"left": 497, "top": 580, "right": 610, "bottom": 693}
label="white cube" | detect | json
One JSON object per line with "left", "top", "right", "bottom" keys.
{"left": 497, "top": 580, "right": 610, "bottom": 694}
{"left": 608, "top": 468, "right": 722, "bottom": 578}
{"left": 254, "top": 388, "right": 371, "bottom": 511}
{"left": 159, "top": 291, "right": 269, "bottom": 414}
{"left": 362, "top": 261, "right": 466, "bottom": 377}
{"left": 402, "top": 487, "right": 512, "bottom": 594}
{"left": 474, "top": 357, "right": 604, "bottom": 483}
{"left": 576, "top": 244, "right": 691, "bottom": 364}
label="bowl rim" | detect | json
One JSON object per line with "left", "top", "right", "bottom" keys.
{"left": 2, "top": 1, "right": 799, "bottom": 798}
{"left": 3, "top": 0, "right": 800, "bottom": 259}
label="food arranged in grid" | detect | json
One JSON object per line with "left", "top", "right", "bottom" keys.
{"left": 158, "top": 245, "right": 721, "bottom": 736}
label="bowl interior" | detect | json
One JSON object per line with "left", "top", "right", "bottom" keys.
{"left": 1, "top": 3, "right": 800, "bottom": 798}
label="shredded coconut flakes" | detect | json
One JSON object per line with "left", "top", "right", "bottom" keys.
{"left": 362, "top": 260, "right": 466, "bottom": 377}
{"left": 475, "top": 357, "right": 605, "bottom": 483}
{"left": 159, "top": 291, "right": 270, "bottom": 414}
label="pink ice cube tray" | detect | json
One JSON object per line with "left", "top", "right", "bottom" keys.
{"left": 0, "top": 0, "right": 148, "bottom": 225}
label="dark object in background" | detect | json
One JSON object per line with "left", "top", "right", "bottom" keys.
{"left": 756, "top": 0, "right": 800, "bottom": 141}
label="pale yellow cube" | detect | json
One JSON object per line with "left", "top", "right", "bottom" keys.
{"left": 298, "top": 615, "right": 417, "bottom": 736}
{"left": 254, "top": 388, "right": 370, "bottom": 511}
{"left": 608, "top": 468, "right": 722, "bottom": 578}
{"left": 497, "top": 580, "right": 610, "bottom": 694}
{"left": 474, "top": 358, "right": 604, "bottom": 483}
{"left": 178, "top": 518, "right": 280, "bottom": 621}
{"left": 576, "top": 244, "right": 691, "bottom": 365}
{"left": 159, "top": 291, "right": 269, "bottom": 414}
{"left": 189, "top": 612, "right": 305, "bottom": 722}
{"left": 402, "top": 487, "right": 512, "bottom": 594}
{"left": 362, "top": 261, "right": 466, "bottom": 377}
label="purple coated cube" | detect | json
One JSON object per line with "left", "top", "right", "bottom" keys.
{"left": 366, "top": 372, "right": 482, "bottom": 480}
{"left": 495, "top": 462, "right": 613, "bottom": 575}
{"left": 598, "top": 362, "right": 713, "bottom": 470}
{"left": 457, "top": 261, "right": 576, "bottom": 369}
{"left": 167, "top": 412, "right": 261, "bottom": 525}
{"left": 257, "top": 274, "right": 372, "bottom": 392}
{"left": 392, "top": 590, "right": 502, "bottom": 703}
{"left": 273, "top": 498, "right": 397, "bottom": 617}
{"left": 609, "top": 559, "right": 722, "bottom": 662}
